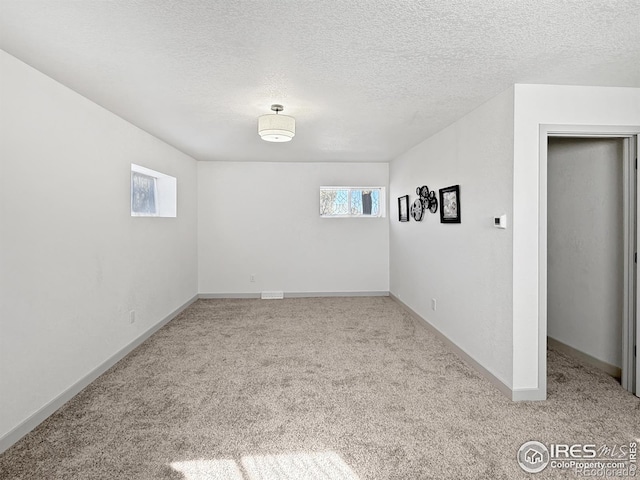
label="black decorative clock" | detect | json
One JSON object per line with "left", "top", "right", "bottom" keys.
{"left": 416, "top": 185, "right": 438, "bottom": 214}
{"left": 427, "top": 190, "right": 438, "bottom": 213}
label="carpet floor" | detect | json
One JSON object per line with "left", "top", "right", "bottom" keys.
{"left": 1, "top": 297, "right": 638, "bottom": 479}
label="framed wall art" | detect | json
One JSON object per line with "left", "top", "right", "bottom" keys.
{"left": 439, "top": 185, "right": 461, "bottom": 223}
{"left": 398, "top": 195, "right": 409, "bottom": 222}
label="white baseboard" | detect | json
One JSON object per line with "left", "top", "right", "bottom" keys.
{"left": 512, "top": 388, "right": 547, "bottom": 401}
{"left": 547, "top": 337, "right": 622, "bottom": 379}
{"left": 198, "top": 291, "right": 390, "bottom": 299}
{"left": 198, "top": 293, "right": 261, "bottom": 299}
{"left": 0, "top": 295, "right": 198, "bottom": 454}
{"left": 389, "top": 293, "right": 543, "bottom": 402}
{"left": 284, "top": 291, "right": 389, "bottom": 298}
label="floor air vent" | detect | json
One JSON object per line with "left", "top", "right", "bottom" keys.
{"left": 261, "top": 291, "right": 284, "bottom": 300}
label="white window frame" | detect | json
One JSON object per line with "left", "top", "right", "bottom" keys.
{"left": 319, "top": 186, "right": 386, "bottom": 218}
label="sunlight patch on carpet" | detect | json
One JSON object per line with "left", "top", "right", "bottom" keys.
{"left": 170, "top": 459, "right": 244, "bottom": 480}
{"left": 170, "top": 451, "right": 360, "bottom": 480}
{"left": 242, "top": 451, "right": 360, "bottom": 479}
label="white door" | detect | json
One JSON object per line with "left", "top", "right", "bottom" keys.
{"left": 636, "top": 135, "right": 640, "bottom": 397}
{"left": 623, "top": 134, "right": 639, "bottom": 397}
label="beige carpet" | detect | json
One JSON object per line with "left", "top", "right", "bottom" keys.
{"left": 0, "top": 297, "right": 638, "bottom": 479}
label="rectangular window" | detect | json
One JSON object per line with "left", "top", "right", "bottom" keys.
{"left": 131, "top": 164, "right": 177, "bottom": 217}
{"left": 319, "top": 187, "right": 385, "bottom": 218}
{"left": 131, "top": 171, "right": 157, "bottom": 215}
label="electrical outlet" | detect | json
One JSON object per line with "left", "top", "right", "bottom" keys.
{"left": 250, "top": 274, "right": 256, "bottom": 283}
{"left": 431, "top": 299, "right": 437, "bottom": 311}
{"left": 129, "top": 310, "right": 136, "bottom": 324}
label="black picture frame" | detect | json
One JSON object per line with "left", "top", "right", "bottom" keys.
{"left": 398, "top": 195, "right": 409, "bottom": 222}
{"left": 439, "top": 185, "right": 461, "bottom": 223}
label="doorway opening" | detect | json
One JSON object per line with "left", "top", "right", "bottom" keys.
{"left": 539, "top": 125, "right": 639, "bottom": 399}
{"left": 547, "top": 137, "right": 624, "bottom": 385}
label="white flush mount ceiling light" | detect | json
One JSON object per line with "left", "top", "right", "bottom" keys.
{"left": 258, "top": 104, "right": 295, "bottom": 142}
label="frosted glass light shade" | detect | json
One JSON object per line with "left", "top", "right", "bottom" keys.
{"left": 258, "top": 114, "right": 295, "bottom": 142}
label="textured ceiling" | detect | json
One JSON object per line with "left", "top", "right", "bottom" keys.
{"left": 1, "top": 0, "right": 639, "bottom": 162}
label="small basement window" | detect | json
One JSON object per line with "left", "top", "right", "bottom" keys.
{"left": 319, "top": 187, "right": 385, "bottom": 218}
{"left": 131, "top": 164, "right": 177, "bottom": 217}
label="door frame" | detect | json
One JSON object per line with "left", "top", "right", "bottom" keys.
{"left": 539, "top": 124, "right": 640, "bottom": 396}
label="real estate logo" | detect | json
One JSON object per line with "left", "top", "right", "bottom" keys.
{"left": 517, "top": 440, "right": 637, "bottom": 476}
{"left": 518, "top": 441, "right": 550, "bottom": 473}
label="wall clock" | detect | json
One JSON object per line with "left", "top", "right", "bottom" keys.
{"left": 417, "top": 185, "right": 438, "bottom": 214}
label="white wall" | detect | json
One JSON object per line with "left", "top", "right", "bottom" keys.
{"left": 547, "top": 138, "right": 623, "bottom": 368}
{"left": 0, "top": 51, "right": 198, "bottom": 442}
{"left": 389, "top": 87, "right": 515, "bottom": 388}
{"left": 513, "top": 84, "right": 640, "bottom": 394}
{"left": 198, "top": 161, "right": 389, "bottom": 295}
